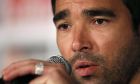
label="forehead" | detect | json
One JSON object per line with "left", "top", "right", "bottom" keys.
{"left": 55, "top": 0, "right": 125, "bottom": 14}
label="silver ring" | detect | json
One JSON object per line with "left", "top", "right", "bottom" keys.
{"left": 35, "top": 62, "right": 44, "bottom": 75}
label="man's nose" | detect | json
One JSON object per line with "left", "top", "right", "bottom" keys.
{"left": 72, "top": 27, "right": 92, "bottom": 52}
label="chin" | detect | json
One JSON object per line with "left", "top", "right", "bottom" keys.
{"left": 74, "top": 75, "right": 103, "bottom": 84}
{"left": 78, "top": 79, "right": 102, "bottom": 84}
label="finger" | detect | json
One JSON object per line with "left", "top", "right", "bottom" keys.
{"left": 3, "top": 60, "right": 47, "bottom": 81}
{"left": 3, "top": 59, "right": 38, "bottom": 74}
{"left": 29, "top": 71, "right": 63, "bottom": 84}
{"left": 3, "top": 63, "right": 35, "bottom": 81}
{"left": 29, "top": 75, "right": 48, "bottom": 84}
{"left": 30, "top": 68, "right": 70, "bottom": 84}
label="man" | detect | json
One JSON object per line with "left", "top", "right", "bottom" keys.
{"left": 2, "top": 0, "right": 140, "bottom": 84}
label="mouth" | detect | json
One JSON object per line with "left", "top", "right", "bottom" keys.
{"left": 73, "top": 60, "right": 98, "bottom": 77}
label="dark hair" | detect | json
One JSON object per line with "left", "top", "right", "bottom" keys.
{"left": 51, "top": 0, "right": 140, "bottom": 31}
{"left": 51, "top": 0, "right": 56, "bottom": 15}
{"left": 123, "top": 0, "right": 140, "bottom": 32}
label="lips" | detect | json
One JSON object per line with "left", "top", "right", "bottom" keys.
{"left": 73, "top": 60, "right": 98, "bottom": 77}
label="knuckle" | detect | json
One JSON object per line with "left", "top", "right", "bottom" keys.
{"left": 46, "top": 64, "right": 65, "bottom": 73}
{"left": 27, "top": 59, "right": 36, "bottom": 63}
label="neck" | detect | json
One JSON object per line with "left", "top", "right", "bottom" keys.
{"left": 130, "top": 68, "right": 140, "bottom": 84}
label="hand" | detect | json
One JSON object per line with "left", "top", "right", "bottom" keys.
{"left": 2, "top": 59, "right": 74, "bottom": 84}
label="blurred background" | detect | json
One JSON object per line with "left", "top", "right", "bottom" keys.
{"left": 0, "top": 0, "right": 59, "bottom": 76}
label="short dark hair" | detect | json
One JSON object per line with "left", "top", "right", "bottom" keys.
{"left": 51, "top": 0, "right": 56, "bottom": 14}
{"left": 51, "top": 0, "right": 140, "bottom": 31}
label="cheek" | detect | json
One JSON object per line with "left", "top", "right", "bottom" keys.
{"left": 95, "top": 26, "right": 134, "bottom": 66}
{"left": 57, "top": 34, "right": 73, "bottom": 59}
{"left": 106, "top": 39, "right": 133, "bottom": 69}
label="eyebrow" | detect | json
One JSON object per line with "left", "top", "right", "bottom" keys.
{"left": 53, "top": 10, "right": 69, "bottom": 23}
{"left": 53, "top": 8, "right": 116, "bottom": 23}
{"left": 82, "top": 8, "right": 116, "bottom": 18}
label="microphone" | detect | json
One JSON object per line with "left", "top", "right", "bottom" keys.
{"left": 48, "top": 56, "right": 72, "bottom": 74}
{"left": 0, "top": 56, "right": 72, "bottom": 84}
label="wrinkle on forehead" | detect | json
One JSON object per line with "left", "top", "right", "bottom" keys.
{"left": 55, "top": 0, "right": 130, "bottom": 22}
{"left": 55, "top": 0, "right": 87, "bottom": 13}
{"left": 55, "top": 0, "right": 82, "bottom": 15}
{"left": 56, "top": 0, "right": 121, "bottom": 6}
{"left": 55, "top": 0, "right": 123, "bottom": 13}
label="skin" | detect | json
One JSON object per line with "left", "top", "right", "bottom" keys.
{"left": 2, "top": 0, "right": 140, "bottom": 84}
{"left": 55, "top": 0, "right": 133, "bottom": 64}
{"left": 55, "top": 0, "right": 140, "bottom": 84}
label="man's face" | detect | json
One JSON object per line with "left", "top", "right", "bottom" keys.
{"left": 53, "top": 0, "right": 140, "bottom": 84}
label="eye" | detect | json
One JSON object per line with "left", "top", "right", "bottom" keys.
{"left": 57, "top": 23, "right": 71, "bottom": 31}
{"left": 92, "top": 19, "right": 109, "bottom": 25}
